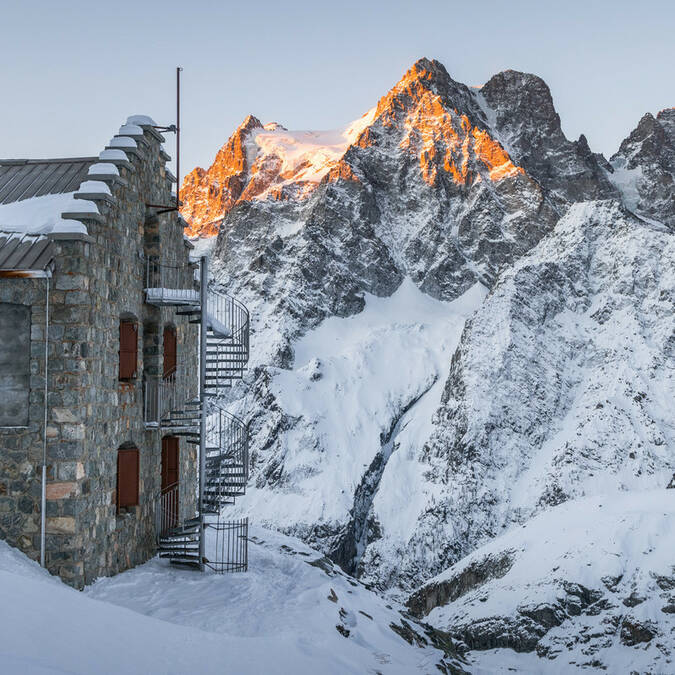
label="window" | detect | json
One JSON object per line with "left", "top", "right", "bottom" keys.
{"left": 117, "top": 447, "right": 139, "bottom": 513}
{"left": 163, "top": 325, "right": 177, "bottom": 380}
{"left": 0, "top": 303, "right": 30, "bottom": 426}
{"left": 119, "top": 320, "right": 138, "bottom": 380}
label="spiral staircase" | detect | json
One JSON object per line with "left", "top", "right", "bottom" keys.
{"left": 144, "top": 255, "right": 250, "bottom": 572}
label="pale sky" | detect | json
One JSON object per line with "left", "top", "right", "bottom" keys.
{"left": 0, "top": 0, "right": 673, "bottom": 181}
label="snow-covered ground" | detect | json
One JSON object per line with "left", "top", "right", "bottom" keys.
{"left": 3, "top": 499, "right": 673, "bottom": 674}
{"left": 0, "top": 526, "right": 465, "bottom": 674}
{"left": 412, "top": 490, "right": 675, "bottom": 673}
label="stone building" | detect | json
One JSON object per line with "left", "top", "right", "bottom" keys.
{"left": 0, "top": 116, "right": 203, "bottom": 588}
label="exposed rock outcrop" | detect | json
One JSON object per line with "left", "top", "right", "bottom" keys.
{"left": 609, "top": 107, "right": 675, "bottom": 229}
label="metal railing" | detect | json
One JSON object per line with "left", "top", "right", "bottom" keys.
{"left": 203, "top": 406, "right": 249, "bottom": 501}
{"left": 144, "top": 358, "right": 198, "bottom": 426}
{"left": 205, "top": 518, "right": 249, "bottom": 573}
{"left": 145, "top": 256, "right": 199, "bottom": 305}
{"left": 205, "top": 288, "right": 250, "bottom": 387}
{"left": 155, "top": 482, "right": 196, "bottom": 538}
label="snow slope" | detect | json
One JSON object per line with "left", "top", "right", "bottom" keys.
{"left": 408, "top": 490, "right": 675, "bottom": 673}
{"left": 228, "top": 279, "right": 487, "bottom": 575}
{"left": 247, "top": 108, "right": 377, "bottom": 193}
{"left": 0, "top": 527, "right": 466, "bottom": 674}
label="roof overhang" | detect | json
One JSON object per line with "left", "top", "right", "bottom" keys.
{"left": 0, "top": 231, "right": 54, "bottom": 276}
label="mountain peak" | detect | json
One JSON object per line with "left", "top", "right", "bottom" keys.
{"left": 406, "top": 57, "right": 451, "bottom": 83}
{"left": 240, "top": 114, "right": 263, "bottom": 130}
{"left": 482, "top": 69, "right": 556, "bottom": 121}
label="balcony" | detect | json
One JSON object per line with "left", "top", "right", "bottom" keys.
{"left": 144, "top": 256, "right": 199, "bottom": 307}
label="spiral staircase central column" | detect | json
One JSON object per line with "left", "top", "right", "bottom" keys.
{"left": 198, "top": 255, "right": 208, "bottom": 571}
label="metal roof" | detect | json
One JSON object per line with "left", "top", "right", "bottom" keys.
{"left": 0, "top": 157, "right": 96, "bottom": 205}
{"left": 0, "top": 231, "right": 54, "bottom": 273}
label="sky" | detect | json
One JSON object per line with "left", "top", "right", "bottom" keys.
{"left": 0, "top": 0, "right": 673, "bottom": 181}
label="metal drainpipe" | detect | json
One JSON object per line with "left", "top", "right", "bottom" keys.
{"left": 198, "top": 256, "right": 208, "bottom": 570}
{"left": 40, "top": 273, "right": 51, "bottom": 568}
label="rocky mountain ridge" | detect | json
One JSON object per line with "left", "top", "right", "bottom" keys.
{"left": 181, "top": 58, "right": 674, "bottom": 671}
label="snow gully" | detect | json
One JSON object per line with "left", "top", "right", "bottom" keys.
{"left": 333, "top": 379, "right": 437, "bottom": 577}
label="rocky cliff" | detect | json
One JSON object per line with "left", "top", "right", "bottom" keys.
{"left": 609, "top": 107, "right": 675, "bottom": 229}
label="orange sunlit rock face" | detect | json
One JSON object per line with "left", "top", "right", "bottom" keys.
{"left": 180, "top": 59, "right": 526, "bottom": 238}
{"left": 180, "top": 115, "right": 263, "bottom": 238}
{"left": 397, "top": 89, "right": 523, "bottom": 187}
{"left": 180, "top": 116, "right": 341, "bottom": 238}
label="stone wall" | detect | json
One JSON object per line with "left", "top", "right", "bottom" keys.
{"left": 0, "top": 120, "right": 199, "bottom": 588}
{"left": 0, "top": 278, "right": 48, "bottom": 558}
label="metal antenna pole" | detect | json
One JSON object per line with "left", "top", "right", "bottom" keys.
{"left": 198, "top": 255, "right": 208, "bottom": 570}
{"left": 176, "top": 66, "right": 182, "bottom": 211}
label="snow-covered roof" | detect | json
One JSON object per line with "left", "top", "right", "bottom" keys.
{"left": 0, "top": 113, "right": 163, "bottom": 239}
{"left": 0, "top": 193, "right": 89, "bottom": 236}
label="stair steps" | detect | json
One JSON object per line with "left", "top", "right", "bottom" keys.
{"left": 152, "top": 281, "right": 249, "bottom": 569}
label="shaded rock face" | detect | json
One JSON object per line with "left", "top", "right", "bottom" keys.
{"left": 366, "top": 202, "right": 675, "bottom": 589}
{"left": 480, "top": 70, "right": 619, "bottom": 205}
{"left": 610, "top": 107, "right": 675, "bottom": 229}
{"left": 407, "top": 551, "right": 515, "bottom": 619}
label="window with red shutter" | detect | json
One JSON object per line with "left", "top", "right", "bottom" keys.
{"left": 117, "top": 447, "right": 139, "bottom": 512}
{"left": 119, "top": 320, "right": 138, "bottom": 380}
{"left": 163, "top": 325, "right": 177, "bottom": 380}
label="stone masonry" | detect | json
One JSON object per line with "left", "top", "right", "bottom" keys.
{"left": 0, "top": 119, "right": 199, "bottom": 588}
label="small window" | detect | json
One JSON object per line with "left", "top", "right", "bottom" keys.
{"left": 117, "top": 447, "right": 139, "bottom": 513}
{"left": 119, "top": 320, "right": 138, "bottom": 380}
{"left": 0, "top": 303, "right": 30, "bottom": 427}
{"left": 163, "top": 325, "right": 177, "bottom": 380}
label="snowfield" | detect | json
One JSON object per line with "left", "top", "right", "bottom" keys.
{"left": 0, "top": 527, "right": 466, "bottom": 675}
{"left": 246, "top": 107, "right": 377, "bottom": 194}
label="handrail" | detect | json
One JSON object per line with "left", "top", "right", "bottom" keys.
{"left": 156, "top": 482, "right": 187, "bottom": 538}
{"left": 205, "top": 288, "right": 250, "bottom": 387}
{"left": 204, "top": 402, "right": 248, "bottom": 477}
{"left": 145, "top": 255, "right": 199, "bottom": 305}
{"left": 144, "top": 360, "right": 198, "bottom": 426}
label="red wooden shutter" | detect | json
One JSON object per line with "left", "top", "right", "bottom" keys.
{"left": 119, "top": 321, "right": 138, "bottom": 380}
{"left": 117, "top": 448, "right": 139, "bottom": 510}
{"left": 163, "top": 326, "right": 177, "bottom": 380}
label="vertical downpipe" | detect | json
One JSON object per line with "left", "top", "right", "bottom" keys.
{"left": 198, "top": 256, "right": 208, "bottom": 570}
{"left": 40, "top": 275, "right": 50, "bottom": 568}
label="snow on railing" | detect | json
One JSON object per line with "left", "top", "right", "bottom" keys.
{"left": 145, "top": 256, "right": 199, "bottom": 305}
